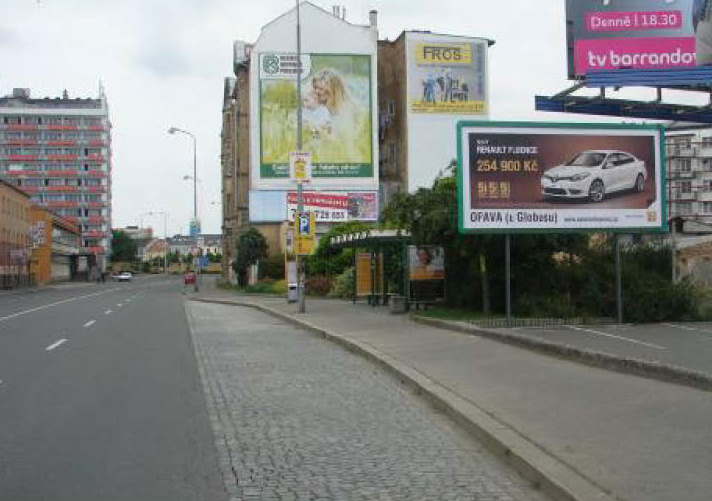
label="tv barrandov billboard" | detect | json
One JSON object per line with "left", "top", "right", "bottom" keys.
{"left": 566, "top": 0, "right": 712, "bottom": 78}
{"left": 458, "top": 122, "right": 666, "bottom": 233}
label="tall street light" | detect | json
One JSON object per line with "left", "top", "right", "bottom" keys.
{"left": 168, "top": 127, "right": 198, "bottom": 237}
{"left": 168, "top": 126, "right": 199, "bottom": 291}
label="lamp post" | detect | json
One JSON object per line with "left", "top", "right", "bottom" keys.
{"left": 138, "top": 211, "right": 169, "bottom": 274}
{"left": 295, "top": 0, "right": 306, "bottom": 313}
{"left": 168, "top": 127, "right": 199, "bottom": 292}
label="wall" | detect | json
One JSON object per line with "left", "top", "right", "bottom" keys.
{"left": 248, "top": 2, "right": 379, "bottom": 201}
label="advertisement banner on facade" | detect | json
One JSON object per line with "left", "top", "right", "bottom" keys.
{"left": 260, "top": 53, "right": 373, "bottom": 180}
{"left": 286, "top": 191, "right": 378, "bottom": 222}
{"left": 457, "top": 122, "right": 666, "bottom": 233}
{"left": 566, "top": 0, "right": 712, "bottom": 78}
{"left": 407, "top": 35, "right": 487, "bottom": 114}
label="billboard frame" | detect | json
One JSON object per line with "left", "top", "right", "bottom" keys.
{"left": 456, "top": 120, "right": 668, "bottom": 235}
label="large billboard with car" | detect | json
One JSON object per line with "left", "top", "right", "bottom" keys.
{"left": 457, "top": 122, "right": 666, "bottom": 233}
{"left": 566, "top": 0, "right": 712, "bottom": 78}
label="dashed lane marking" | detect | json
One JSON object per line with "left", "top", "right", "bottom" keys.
{"left": 45, "top": 339, "right": 68, "bottom": 352}
{"left": 0, "top": 289, "right": 121, "bottom": 324}
{"left": 84, "top": 320, "right": 96, "bottom": 328}
{"left": 104, "top": 310, "right": 112, "bottom": 315}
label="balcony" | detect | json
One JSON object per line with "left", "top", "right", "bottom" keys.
{"left": 697, "top": 191, "right": 712, "bottom": 202}
{"left": 46, "top": 125, "right": 79, "bottom": 131}
{"left": 5, "top": 155, "right": 39, "bottom": 161}
{"left": 85, "top": 246, "right": 106, "bottom": 255}
{"left": 670, "top": 190, "right": 696, "bottom": 201}
{"left": 668, "top": 146, "right": 696, "bottom": 157}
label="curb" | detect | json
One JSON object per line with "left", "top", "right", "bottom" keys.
{"left": 190, "top": 297, "right": 617, "bottom": 501}
{"left": 413, "top": 316, "right": 712, "bottom": 392}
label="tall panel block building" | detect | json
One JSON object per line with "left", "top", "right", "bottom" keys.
{"left": 0, "top": 88, "right": 112, "bottom": 270}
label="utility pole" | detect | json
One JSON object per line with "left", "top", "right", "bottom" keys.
{"left": 296, "top": 0, "right": 306, "bottom": 313}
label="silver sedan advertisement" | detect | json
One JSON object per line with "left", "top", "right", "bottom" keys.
{"left": 457, "top": 122, "right": 666, "bottom": 233}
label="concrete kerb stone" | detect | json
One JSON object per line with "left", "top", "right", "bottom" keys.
{"left": 190, "top": 297, "right": 616, "bottom": 501}
{"left": 413, "top": 316, "right": 712, "bottom": 392}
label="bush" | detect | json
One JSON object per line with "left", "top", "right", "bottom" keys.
{"left": 330, "top": 267, "right": 355, "bottom": 299}
{"left": 306, "top": 275, "right": 331, "bottom": 296}
{"left": 259, "top": 254, "right": 286, "bottom": 280}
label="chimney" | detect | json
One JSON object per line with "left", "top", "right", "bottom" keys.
{"left": 369, "top": 10, "right": 377, "bottom": 28}
{"left": 12, "top": 88, "right": 30, "bottom": 99}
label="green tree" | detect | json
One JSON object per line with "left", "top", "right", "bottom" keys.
{"left": 233, "top": 227, "right": 268, "bottom": 286}
{"left": 109, "top": 230, "right": 138, "bottom": 263}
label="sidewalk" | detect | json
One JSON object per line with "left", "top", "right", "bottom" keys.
{"left": 193, "top": 286, "right": 712, "bottom": 501}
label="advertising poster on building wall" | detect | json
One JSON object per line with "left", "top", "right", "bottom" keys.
{"left": 286, "top": 191, "right": 378, "bottom": 222}
{"left": 458, "top": 123, "right": 666, "bottom": 233}
{"left": 407, "top": 35, "right": 487, "bottom": 114}
{"left": 567, "top": 0, "right": 712, "bottom": 77}
{"left": 259, "top": 53, "right": 373, "bottom": 180}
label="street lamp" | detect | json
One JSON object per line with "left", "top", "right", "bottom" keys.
{"left": 138, "top": 211, "right": 169, "bottom": 274}
{"left": 168, "top": 127, "right": 198, "bottom": 235}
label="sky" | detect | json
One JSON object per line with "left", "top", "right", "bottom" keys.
{"left": 1, "top": 0, "right": 703, "bottom": 237}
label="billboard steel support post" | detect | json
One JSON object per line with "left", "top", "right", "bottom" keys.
{"left": 296, "top": 0, "right": 306, "bottom": 314}
{"left": 615, "top": 234, "right": 623, "bottom": 325}
{"left": 505, "top": 234, "right": 512, "bottom": 324}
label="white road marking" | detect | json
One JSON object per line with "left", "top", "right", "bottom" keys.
{"left": 84, "top": 320, "right": 96, "bottom": 328}
{"left": 565, "top": 325, "right": 666, "bottom": 350}
{"left": 116, "top": 304, "right": 123, "bottom": 308}
{"left": 0, "top": 289, "right": 121, "bottom": 324}
{"left": 662, "top": 323, "right": 697, "bottom": 331}
{"left": 45, "top": 339, "right": 67, "bottom": 351}
{"left": 104, "top": 310, "right": 113, "bottom": 315}
{"left": 662, "top": 323, "right": 712, "bottom": 338}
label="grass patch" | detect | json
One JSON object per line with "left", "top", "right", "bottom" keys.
{"left": 413, "top": 305, "right": 500, "bottom": 321}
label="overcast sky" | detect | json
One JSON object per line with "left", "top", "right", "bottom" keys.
{"left": 1, "top": 0, "right": 698, "bottom": 236}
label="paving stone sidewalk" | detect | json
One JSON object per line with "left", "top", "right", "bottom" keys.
{"left": 186, "top": 300, "right": 552, "bottom": 501}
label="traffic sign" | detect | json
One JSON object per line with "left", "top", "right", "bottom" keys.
{"left": 290, "top": 151, "right": 312, "bottom": 183}
{"left": 294, "top": 211, "right": 315, "bottom": 255}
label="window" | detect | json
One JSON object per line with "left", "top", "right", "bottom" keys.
{"left": 703, "top": 202, "right": 712, "bottom": 213}
{"left": 680, "top": 181, "right": 693, "bottom": 193}
{"left": 678, "top": 158, "right": 692, "bottom": 172}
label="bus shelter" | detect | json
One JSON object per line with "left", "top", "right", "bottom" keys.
{"left": 327, "top": 229, "right": 411, "bottom": 308}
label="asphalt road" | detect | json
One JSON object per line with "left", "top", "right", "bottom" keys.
{"left": 0, "top": 276, "right": 226, "bottom": 501}
{"left": 505, "top": 321, "right": 712, "bottom": 374}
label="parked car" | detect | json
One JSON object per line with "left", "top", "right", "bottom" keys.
{"left": 541, "top": 150, "right": 647, "bottom": 203}
{"left": 116, "top": 271, "right": 133, "bottom": 282}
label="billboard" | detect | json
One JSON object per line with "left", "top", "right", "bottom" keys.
{"left": 259, "top": 53, "right": 373, "bottom": 181}
{"left": 566, "top": 0, "right": 712, "bottom": 77}
{"left": 457, "top": 122, "right": 666, "bottom": 233}
{"left": 407, "top": 35, "right": 487, "bottom": 114}
{"left": 286, "top": 191, "right": 378, "bottom": 222}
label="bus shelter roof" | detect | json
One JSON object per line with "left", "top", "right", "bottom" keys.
{"left": 327, "top": 228, "right": 411, "bottom": 249}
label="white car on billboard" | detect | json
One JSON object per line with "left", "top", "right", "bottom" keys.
{"left": 541, "top": 150, "right": 647, "bottom": 203}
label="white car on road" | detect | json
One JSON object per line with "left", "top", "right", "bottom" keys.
{"left": 541, "top": 150, "right": 647, "bottom": 203}
{"left": 116, "top": 271, "right": 133, "bottom": 282}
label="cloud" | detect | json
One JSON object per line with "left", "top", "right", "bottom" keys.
{"left": 0, "top": 26, "right": 19, "bottom": 46}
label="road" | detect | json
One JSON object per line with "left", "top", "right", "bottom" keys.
{"left": 0, "top": 276, "right": 226, "bottom": 501}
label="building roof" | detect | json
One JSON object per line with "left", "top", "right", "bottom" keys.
{"left": 0, "top": 176, "right": 31, "bottom": 199}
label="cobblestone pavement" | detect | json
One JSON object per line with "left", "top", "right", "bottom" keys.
{"left": 186, "top": 302, "right": 551, "bottom": 501}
